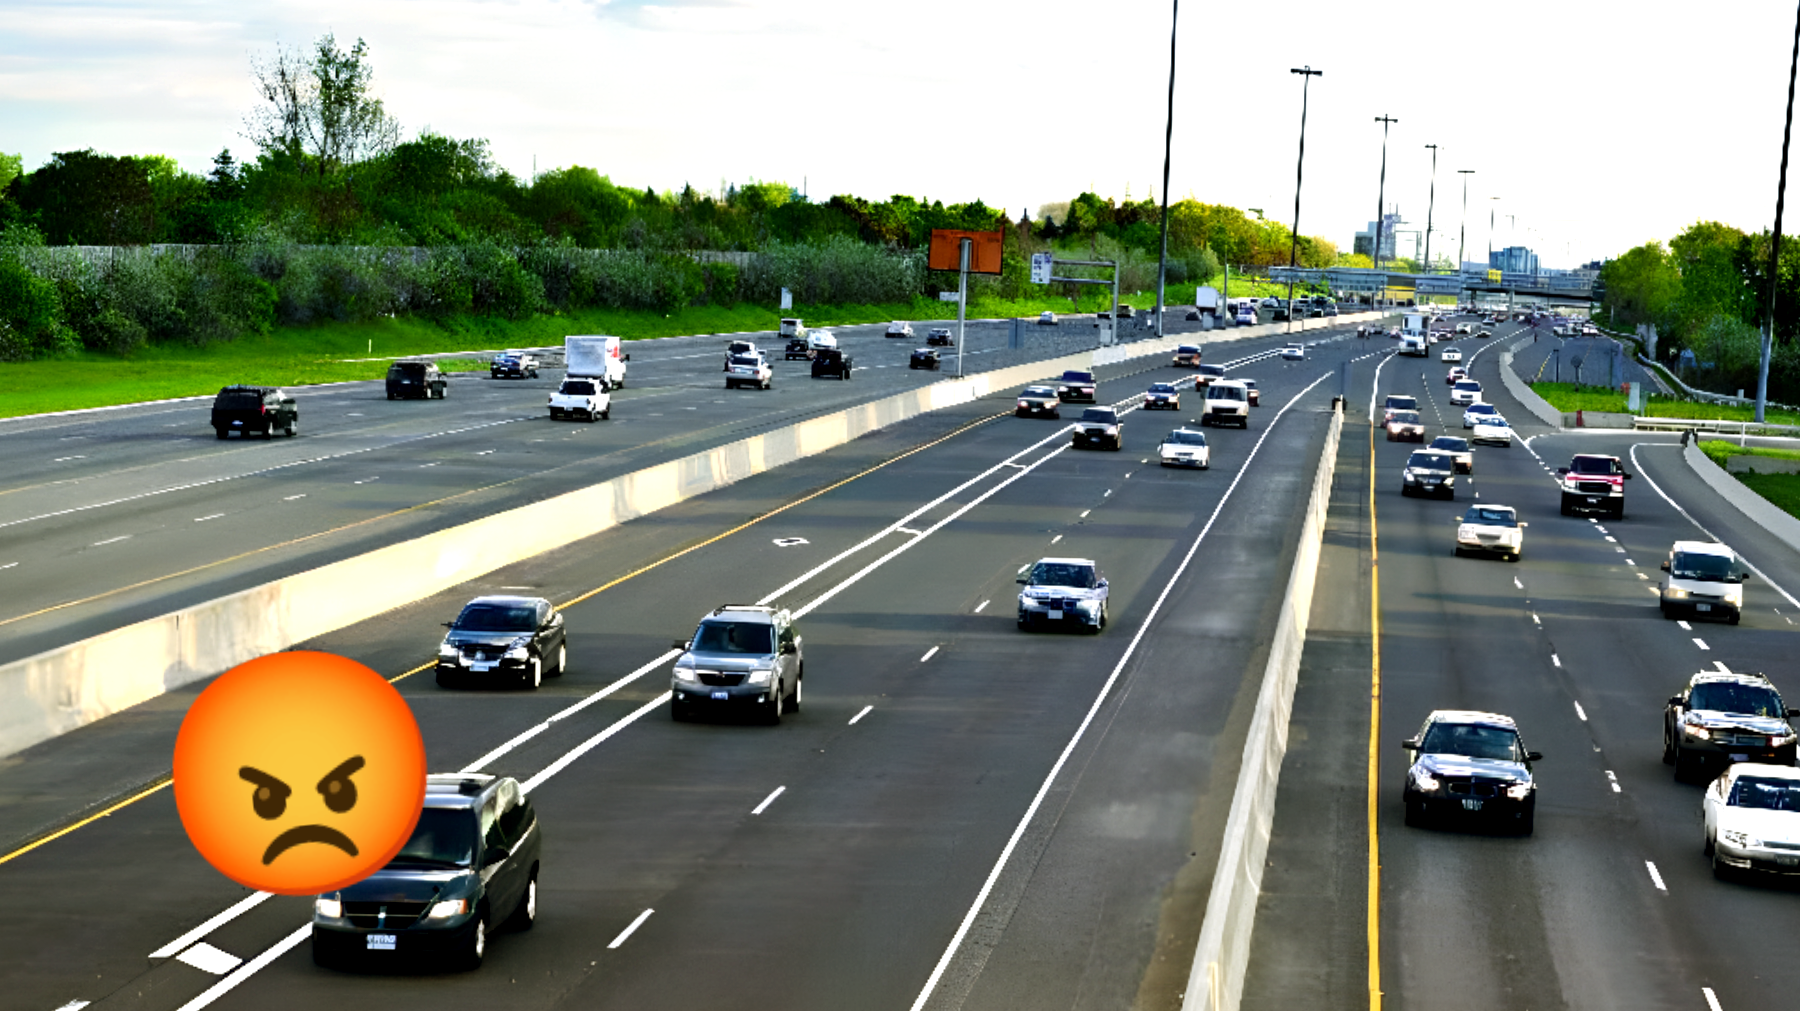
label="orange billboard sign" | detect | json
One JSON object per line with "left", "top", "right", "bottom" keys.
{"left": 928, "top": 229, "right": 1004, "bottom": 275}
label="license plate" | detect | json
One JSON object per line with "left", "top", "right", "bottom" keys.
{"left": 1586, "top": 497, "right": 1600, "bottom": 504}
{"left": 1462, "top": 798, "right": 1483, "bottom": 811}
{"left": 470, "top": 662, "right": 494, "bottom": 672}
{"left": 366, "top": 934, "right": 396, "bottom": 951}
{"left": 1779, "top": 855, "right": 1799, "bottom": 867}
{"left": 1048, "top": 609, "right": 1064, "bottom": 620}
{"left": 1696, "top": 604, "right": 1712, "bottom": 612}
{"left": 231, "top": 421, "right": 242, "bottom": 426}
{"left": 711, "top": 691, "right": 729, "bottom": 700}
{"left": 1731, "top": 753, "right": 1749, "bottom": 762}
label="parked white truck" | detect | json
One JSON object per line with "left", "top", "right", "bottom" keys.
{"left": 549, "top": 335, "right": 630, "bottom": 422}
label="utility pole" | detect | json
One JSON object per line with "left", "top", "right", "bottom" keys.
{"left": 1489, "top": 196, "right": 1500, "bottom": 268}
{"left": 1287, "top": 67, "right": 1323, "bottom": 327}
{"left": 1423, "top": 144, "right": 1438, "bottom": 274}
{"left": 1759, "top": 0, "right": 1800, "bottom": 423}
{"left": 1373, "top": 115, "right": 1398, "bottom": 272}
{"left": 1154, "top": 0, "right": 1179, "bottom": 339}
{"left": 1456, "top": 169, "right": 1474, "bottom": 276}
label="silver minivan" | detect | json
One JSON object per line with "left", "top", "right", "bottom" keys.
{"left": 1660, "top": 540, "right": 1749, "bottom": 624}
{"left": 670, "top": 606, "right": 804, "bottom": 722}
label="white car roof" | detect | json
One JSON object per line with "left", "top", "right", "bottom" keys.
{"left": 1211, "top": 379, "right": 1249, "bottom": 389}
{"left": 1427, "top": 709, "right": 1519, "bottom": 730}
{"left": 1034, "top": 556, "right": 1097, "bottom": 567}
{"left": 1671, "top": 540, "right": 1734, "bottom": 558}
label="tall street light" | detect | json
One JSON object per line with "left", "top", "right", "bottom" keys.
{"left": 1423, "top": 144, "right": 1438, "bottom": 275}
{"left": 1153, "top": 0, "right": 1179, "bottom": 338}
{"left": 1373, "top": 115, "right": 1398, "bottom": 309}
{"left": 1488, "top": 196, "right": 1500, "bottom": 267}
{"left": 1456, "top": 169, "right": 1474, "bottom": 277}
{"left": 1287, "top": 66, "right": 1323, "bottom": 322}
{"left": 1758, "top": 0, "right": 1800, "bottom": 423}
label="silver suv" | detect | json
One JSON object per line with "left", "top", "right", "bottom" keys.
{"left": 670, "top": 606, "right": 804, "bottom": 723}
{"left": 1017, "top": 557, "right": 1110, "bottom": 633}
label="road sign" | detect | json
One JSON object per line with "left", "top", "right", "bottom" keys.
{"left": 938, "top": 291, "right": 960, "bottom": 301}
{"left": 1030, "top": 252, "right": 1053, "bottom": 285}
{"left": 928, "top": 229, "right": 1004, "bottom": 275}
{"left": 780, "top": 288, "right": 793, "bottom": 310}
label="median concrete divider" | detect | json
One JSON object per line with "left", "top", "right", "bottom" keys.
{"left": 1182, "top": 398, "right": 1343, "bottom": 1011}
{"left": 1497, "top": 338, "right": 1564, "bottom": 429}
{"left": 0, "top": 312, "right": 1385, "bottom": 761}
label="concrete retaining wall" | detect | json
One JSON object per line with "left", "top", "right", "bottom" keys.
{"left": 1182, "top": 400, "right": 1344, "bottom": 1011}
{"left": 1684, "top": 442, "right": 1800, "bottom": 556}
{"left": 0, "top": 313, "right": 1385, "bottom": 760}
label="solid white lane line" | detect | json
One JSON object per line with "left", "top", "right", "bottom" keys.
{"left": 1080, "top": 509, "right": 1091, "bottom": 518}
{"left": 607, "top": 909, "right": 654, "bottom": 949}
{"left": 149, "top": 891, "right": 274, "bottom": 958}
{"left": 974, "top": 600, "right": 989, "bottom": 613}
{"left": 1704, "top": 986, "right": 1725, "bottom": 1011}
{"left": 920, "top": 646, "right": 939, "bottom": 662}
{"left": 520, "top": 693, "right": 670, "bottom": 795}
{"left": 53, "top": 1000, "right": 90, "bottom": 1010}
{"left": 282, "top": 494, "right": 305, "bottom": 501}
{"left": 1678, "top": 620, "right": 1692, "bottom": 631}
{"left": 1630, "top": 444, "right": 1800, "bottom": 610}
{"left": 1694, "top": 638, "right": 1711, "bottom": 651}
{"left": 172, "top": 923, "right": 309, "bottom": 1011}
{"left": 1574, "top": 701, "right": 1586, "bottom": 720}
{"left": 1715, "top": 661, "right": 1732, "bottom": 673}
{"left": 175, "top": 942, "right": 244, "bottom": 975}
{"left": 848, "top": 705, "right": 873, "bottom": 725}
{"left": 459, "top": 652, "right": 681, "bottom": 775}
{"left": 1552, "top": 654, "right": 1562, "bottom": 668}
{"left": 91, "top": 536, "right": 129, "bottom": 546}
{"left": 908, "top": 367, "right": 1336, "bottom": 1011}
{"left": 1050, "top": 534, "right": 1063, "bottom": 544}
{"left": 751, "top": 786, "right": 786, "bottom": 815}
{"left": 1646, "top": 860, "right": 1667, "bottom": 892}
{"left": 194, "top": 513, "right": 225, "bottom": 523}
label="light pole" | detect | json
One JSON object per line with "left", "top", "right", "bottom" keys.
{"left": 1153, "top": 0, "right": 1179, "bottom": 338}
{"left": 1456, "top": 169, "right": 1474, "bottom": 273}
{"left": 1423, "top": 144, "right": 1438, "bottom": 275}
{"left": 1759, "top": 0, "right": 1800, "bottom": 423}
{"left": 1287, "top": 67, "right": 1323, "bottom": 322}
{"left": 1373, "top": 115, "right": 1398, "bottom": 311}
{"left": 1488, "top": 196, "right": 1500, "bottom": 268}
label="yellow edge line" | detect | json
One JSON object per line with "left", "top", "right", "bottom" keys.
{"left": 1, "top": 408, "right": 1008, "bottom": 862}
{"left": 1367, "top": 413, "right": 1383, "bottom": 1010}
{"left": 0, "top": 777, "right": 172, "bottom": 868}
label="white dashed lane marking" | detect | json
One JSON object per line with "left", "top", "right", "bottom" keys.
{"left": 608, "top": 909, "right": 654, "bottom": 949}
{"left": 848, "top": 705, "right": 872, "bottom": 725}
{"left": 920, "top": 646, "right": 939, "bottom": 663}
{"left": 751, "top": 786, "right": 785, "bottom": 815}
{"left": 1695, "top": 638, "right": 1711, "bottom": 651}
{"left": 1646, "top": 861, "right": 1667, "bottom": 892}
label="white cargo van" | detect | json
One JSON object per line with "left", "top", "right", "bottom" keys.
{"left": 564, "top": 335, "right": 630, "bottom": 391}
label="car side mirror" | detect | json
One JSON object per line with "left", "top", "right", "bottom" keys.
{"left": 1401, "top": 737, "right": 1421, "bottom": 750}
{"left": 1519, "top": 522, "right": 1529, "bottom": 528}
{"left": 1624, "top": 473, "right": 1633, "bottom": 479}
{"left": 1526, "top": 751, "right": 1544, "bottom": 762}
{"left": 1788, "top": 708, "right": 1800, "bottom": 718}
{"left": 1017, "top": 575, "right": 1028, "bottom": 584}
{"left": 1738, "top": 571, "right": 1752, "bottom": 582}
{"left": 1556, "top": 467, "right": 1569, "bottom": 476}
{"left": 1660, "top": 561, "right": 1670, "bottom": 571}
{"left": 483, "top": 845, "right": 509, "bottom": 868}
{"left": 624, "top": 353, "right": 631, "bottom": 361}
{"left": 1669, "top": 695, "right": 1685, "bottom": 707}
{"left": 671, "top": 639, "right": 690, "bottom": 651}
{"left": 780, "top": 642, "right": 797, "bottom": 655}
{"left": 442, "top": 622, "right": 455, "bottom": 629}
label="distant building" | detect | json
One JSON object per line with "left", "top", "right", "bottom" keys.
{"left": 1490, "top": 246, "right": 1540, "bottom": 275}
{"left": 1352, "top": 212, "right": 1404, "bottom": 260}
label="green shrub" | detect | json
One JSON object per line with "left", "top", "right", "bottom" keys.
{"left": 0, "top": 251, "right": 78, "bottom": 360}
{"left": 701, "top": 260, "right": 739, "bottom": 305}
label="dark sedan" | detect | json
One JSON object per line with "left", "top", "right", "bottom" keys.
{"left": 784, "top": 338, "right": 811, "bottom": 360}
{"left": 1057, "top": 370, "right": 1097, "bottom": 403}
{"left": 1402, "top": 710, "right": 1541, "bottom": 834}
{"left": 909, "top": 348, "right": 942, "bottom": 371}
{"left": 436, "top": 596, "right": 567, "bottom": 689}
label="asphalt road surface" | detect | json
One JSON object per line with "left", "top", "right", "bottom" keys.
{"left": 3, "top": 317, "right": 1392, "bottom": 1011}
{"left": 1244, "top": 319, "right": 1800, "bottom": 1011}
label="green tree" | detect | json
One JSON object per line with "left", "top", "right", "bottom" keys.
{"left": 14, "top": 150, "right": 158, "bottom": 244}
{"left": 1600, "top": 241, "right": 1682, "bottom": 330}
{"left": 245, "top": 34, "right": 401, "bottom": 177}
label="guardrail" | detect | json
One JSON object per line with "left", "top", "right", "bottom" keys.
{"left": 0, "top": 312, "right": 1386, "bottom": 760}
{"left": 1633, "top": 417, "right": 1800, "bottom": 437}
{"left": 1182, "top": 398, "right": 1343, "bottom": 1011}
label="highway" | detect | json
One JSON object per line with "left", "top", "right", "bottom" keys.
{"left": 2, "top": 314, "right": 1382, "bottom": 1011}
{"left": 1244, "top": 319, "right": 1800, "bottom": 1011}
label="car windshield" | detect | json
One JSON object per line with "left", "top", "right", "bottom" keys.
{"left": 1407, "top": 452, "right": 1453, "bottom": 471}
{"left": 1165, "top": 431, "right": 1207, "bottom": 446}
{"left": 1081, "top": 409, "right": 1117, "bottom": 423}
{"left": 1688, "top": 683, "right": 1784, "bottom": 716}
{"left": 1149, "top": 384, "right": 1177, "bottom": 394}
{"left": 1571, "top": 456, "right": 1620, "bottom": 475}
{"left": 729, "top": 356, "right": 760, "bottom": 367}
{"left": 1463, "top": 507, "right": 1517, "bottom": 527}
{"left": 1467, "top": 404, "right": 1497, "bottom": 415}
{"left": 1022, "top": 387, "right": 1055, "bottom": 398}
{"left": 1431, "top": 438, "right": 1469, "bottom": 452}
{"left": 1207, "top": 386, "right": 1245, "bottom": 401}
{"left": 1385, "top": 397, "right": 1417, "bottom": 410}
{"left": 388, "top": 808, "right": 479, "bottom": 868}
{"left": 1178, "top": 346, "right": 1200, "bottom": 354}
{"left": 1198, "top": 365, "right": 1226, "bottom": 376}
{"left": 729, "top": 342, "right": 752, "bottom": 353}
{"left": 1454, "top": 382, "right": 1481, "bottom": 391}
{"left": 1479, "top": 418, "right": 1509, "bottom": 429}
{"left": 1389, "top": 411, "right": 1419, "bottom": 424}
{"left": 1062, "top": 371, "right": 1095, "bottom": 383}
{"left": 454, "top": 604, "right": 537, "bottom": 632}
{"left": 1030, "top": 563, "right": 1097, "bottom": 588}
{"left": 1671, "top": 551, "right": 1735, "bottom": 581}
{"left": 693, "top": 621, "right": 775, "bottom": 654}
{"left": 1421, "top": 722, "right": 1523, "bottom": 762}
{"left": 560, "top": 380, "right": 597, "bottom": 396}
{"left": 1730, "top": 777, "right": 1800, "bottom": 810}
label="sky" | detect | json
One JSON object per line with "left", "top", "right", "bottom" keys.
{"left": 1, "top": 0, "right": 1794, "bottom": 270}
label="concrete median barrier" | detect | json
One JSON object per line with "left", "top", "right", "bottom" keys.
{"left": 0, "top": 313, "right": 1384, "bottom": 760}
{"left": 1182, "top": 399, "right": 1344, "bottom": 1011}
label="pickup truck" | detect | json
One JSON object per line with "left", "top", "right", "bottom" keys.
{"left": 1558, "top": 454, "right": 1631, "bottom": 518}
{"left": 548, "top": 376, "right": 610, "bottom": 421}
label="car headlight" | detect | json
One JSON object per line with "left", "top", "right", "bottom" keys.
{"left": 1506, "top": 782, "right": 1532, "bottom": 800}
{"left": 673, "top": 665, "right": 699, "bottom": 682}
{"left": 314, "top": 896, "right": 342, "bottom": 919}
{"left": 1076, "top": 599, "right": 1100, "bottom": 611}
{"left": 1666, "top": 587, "right": 1688, "bottom": 599}
{"left": 438, "top": 643, "right": 458, "bottom": 657}
{"left": 504, "top": 640, "right": 530, "bottom": 658}
{"left": 1404, "top": 470, "right": 1418, "bottom": 482}
{"left": 1413, "top": 770, "right": 1441, "bottom": 792}
{"left": 1725, "top": 586, "right": 1744, "bottom": 604}
{"left": 746, "top": 667, "right": 774, "bottom": 685}
{"left": 1458, "top": 525, "right": 1474, "bottom": 538}
{"left": 1722, "top": 829, "right": 1763, "bottom": 849}
{"left": 1684, "top": 723, "right": 1712, "bottom": 740}
{"left": 426, "top": 898, "right": 470, "bottom": 919}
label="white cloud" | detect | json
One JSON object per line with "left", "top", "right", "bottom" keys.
{"left": 0, "top": 0, "right": 1792, "bottom": 266}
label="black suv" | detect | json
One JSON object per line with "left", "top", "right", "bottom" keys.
{"left": 784, "top": 338, "right": 811, "bottom": 360}
{"left": 210, "top": 385, "right": 297, "bottom": 440}
{"left": 1665, "top": 672, "right": 1799, "bottom": 781}
{"left": 312, "top": 774, "right": 540, "bottom": 971}
{"left": 386, "top": 361, "right": 447, "bottom": 400}
{"left": 909, "top": 348, "right": 942, "bottom": 371}
{"left": 811, "top": 347, "right": 853, "bottom": 380}
{"left": 436, "top": 596, "right": 568, "bottom": 690}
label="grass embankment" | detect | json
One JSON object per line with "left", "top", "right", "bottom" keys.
{"left": 1528, "top": 383, "right": 1800, "bottom": 426}
{"left": 1697, "top": 440, "right": 1800, "bottom": 520}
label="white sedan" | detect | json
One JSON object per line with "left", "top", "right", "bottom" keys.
{"left": 886, "top": 321, "right": 914, "bottom": 339}
{"left": 1463, "top": 403, "right": 1500, "bottom": 429}
{"left": 1280, "top": 343, "right": 1306, "bottom": 361}
{"left": 808, "top": 330, "right": 838, "bottom": 352}
{"left": 1441, "top": 347, "right": 1463, "bottom": 363}
{"left": 1454, "top": 504, "right": 1526, "bottom": 561}
{"left": 1038, "top": 311, "right": 1058, "bottom": 325}
{"left": 1471, "top": 415, "right": 1513, "bottom": 446}
{"left": 1157, "top": 428, "right": 1210, "bottom": 469}
{"left": 1449, "top": 380, "right": 1483, "bottom": 406}
{"left": 1704, "top": 764, "right": 1800, "bottom": 881}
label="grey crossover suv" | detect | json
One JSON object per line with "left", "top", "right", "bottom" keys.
{"left": 671, "top": 605, "right": 804, "bottom": 723}
{"left": 1017, "top": 557, "right": 1110, "bottom": 632}
{"left": 312, "top": 774, "right": 540, "bottom": 971}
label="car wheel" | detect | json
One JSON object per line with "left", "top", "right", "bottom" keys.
{"left": 1403, "top": 795, "right": 1425, "bottom": 827}
{"left": 783, "top": 675, "right": 802, "bottom": 714}
{"left": 262, "top": 424, "right": 273, "bottom": 439}
{"left": 1516, "top": 802, "right": 1535, "bottom": 836}
{"left": 670, "top": 699, "right": 686, "bottom": 722}
{"left": 1016, "top": 409, "right": 1027, "bottom": 417}
{"left": 1729, "top": 611, "right": 1741, "bottom": 626}
{"left": 459, "top": 910, "right": 488, "bottom": 971}
{"left": 284, "top": 420, "right": 297, "bottom": 437}
{"left": 525, "top": 656, "right": 542, "bottom": 690}
{"left": 1712, "top": 851, "right": 1733, "bottom": 881}
{"left": 504, "top": 870, "right": 538, "bottom": 931}
{"left": 1662, "top": 725, "right": 1676, "bottom": 765}
{"left": 601, "top": 408, "right": 610, "bottom": 420}
{"left": 1704, "top": 829, "right": 1716, "bottom": 856}
{"left": 1050, "top": 410, "right": 1060, "bottom": 419}
{"left": 1507, "top": 551, "right": 1521, "bottom": 563}
{"left": 587, "top": 411, "right": 598, "bottom": 423}
{"left": 726, "top": 380, "right": 736, "bottom": 390}
{"left": 766, "top": 682, "right": 784, "bottom": 725}
{"left": 1675, "top": 743, "right": 1702, "bottom": 783}
{"left": 435, "top": 669, "right": 459, "bottom": 689}
{"left": 214, "top": 428, "right": 227, "bottom": 440}
{"left": 550, "top": 643, "right": 566, "bottom": 678}
{"left": 1453, "top": 546, "right": 1465, "bottom": 557}
{"left": 387, "top": 392, "right": 396, "bottom": 401}
{"left": 1559, "top": 496, "right": 1572, "bottom": 516}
